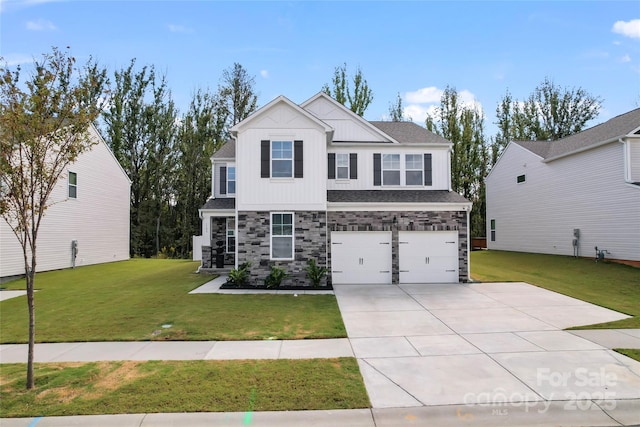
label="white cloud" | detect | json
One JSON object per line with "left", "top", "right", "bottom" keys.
{"left": 405, "top": 86, "right": 443, "bottom": 104}
{"left": 167, "top": 24, "right": 193, "bottom": 33}
{"left": 26, "top": 18, "right": 56, "bottom": 30}
{"left": 404, "top": 104, "right": 439, "bottom": 123}
{"left": 260, "top": 69, "right": 269, "bottom": 79}
{"left": 612, "top": 19, "right": 640, "bottom": 39}
{"left": 2, "top": 53, "right": 33, "bottom": 66}
{"left": 402, "top": 86, "right": 484, "bottom": 126}
{"left": 621, "top": 54, "right": 632, "bottom": 63}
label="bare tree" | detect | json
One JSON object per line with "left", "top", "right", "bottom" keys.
{"left": 0, "top": 48, "right": 107, "bottom": 389}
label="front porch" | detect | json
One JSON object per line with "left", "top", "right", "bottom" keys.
{"left": 194, "top": 199, "right": 236, "bottom": 270}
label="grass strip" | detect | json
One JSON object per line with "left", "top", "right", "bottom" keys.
{"left": 0, "top": 358, "right": 369, "bottom": 417}
{"left": 470, "top": 251, "right": 640, "bottom": 329}
{"left": 0, "top": 259, "right": 346, "bottom": 343}
{"left": 615, "top": 349, "right": 640, "bottom": 362}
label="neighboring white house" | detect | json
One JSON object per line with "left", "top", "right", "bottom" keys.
{"left": 486, "top": 108, "right": 640, "bottom": 262}
{"left": 1, "top": 124, "right": 131, "bottom": 280}
{"left": 194, "top": 92, "right": 472, "bottom": 285}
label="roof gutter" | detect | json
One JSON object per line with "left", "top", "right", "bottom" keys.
{"left": 542, "top": 135, "right": 626, "bottom": 163}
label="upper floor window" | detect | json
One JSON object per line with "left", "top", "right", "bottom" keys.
{"left": 374, "top": 153, "right": 432, "bottom": 187}
{"left": 335, "top": 153, "right": 350, "bottom": 179}
{"left": 272, "top": 141, "right": 293, "bottom": 178}
{"left": 405, "top": 155, "right": 423, "bottom": 186}
{"left": 517, "top": 174, "right": 526, "bottom": 184}
{"left": 68, "top": 171, "right": 77, "bottom": 198}
{"left": 382, "top": 154, "right": 400, "bottom": 185}
{"left": 227, "top": 166, "right": 236, "bottom": 194}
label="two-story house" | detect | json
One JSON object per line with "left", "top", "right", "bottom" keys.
{"left": 195, "top": 92, "right": 471, "bottom": 285}
{"left": 1, "top": 124, "right": 131, "bottom": 281}
{"left": 486, "top": 108, "right": 640, "bottom": 262}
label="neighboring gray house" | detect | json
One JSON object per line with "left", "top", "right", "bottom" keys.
{"left": 1, "top": 124, "right": 131, "bottom": 280}
{"left": 486, "top": 108, "right": 640, "bottom": 262}
{"left": 193, "top": 92, "right": 471, "bottom": 285}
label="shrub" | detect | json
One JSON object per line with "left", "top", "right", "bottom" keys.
{"left": 264, "top": 265, "right": 288, "bottom": 288}
{"left": 305, "top": 259, "right": 328, "bottom": 287}
{"left": 227, "top": 262, "right": 251, "bottom": 287}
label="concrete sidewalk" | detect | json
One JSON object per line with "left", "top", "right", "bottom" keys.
{"left": 3, "top": 403, "right": 640, "bottom": 427}
{"left": 0, "top": 338, "right": 353, "bottom": 363}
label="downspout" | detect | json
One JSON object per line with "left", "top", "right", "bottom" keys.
{"left": 466, "top": 207, "right": 471, "bottom": 283}
{"left": 620, "top": 138, "right": 630, "bottom": 183}
{"left": 447, "top": 148, "right": 452, "bottom": 192}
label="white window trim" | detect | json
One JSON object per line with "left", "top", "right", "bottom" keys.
{"left": 382, "top": 154, "right": 401, "bottom": 186}
{"left": 271, "top": 140, "right": 293, "bottom": 179}
{"left": 336, "top": 153, "right": 350, "bottom": 180}
{"left": 226, "top": 217, "right": 236, "bottom": 254}
{"left": 270, "top": 212, "right": 294, "bottom": 260}
{"left": 405, "top": 154, "right": 424, "bottom": 186}
{"left": 227, "top": 165, "right": 236, "bottom": 195}
{"left": 68, "top": 171, "right": 77, "bottom": 199}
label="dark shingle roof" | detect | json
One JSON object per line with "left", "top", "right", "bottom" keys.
{"left": 327, "top": 190, "right": 470, "bottom": 204}
{"left": 212, "top": 139, "right": 235, "bottom": 159}
{"left": 514, "top": 108, "right": 640, "bottom": 160}
{"left": 369, "top": 121, "right": 451, "bottom": 144}
{"left": 201, "top": 198, "right": 235, "bottom": 210}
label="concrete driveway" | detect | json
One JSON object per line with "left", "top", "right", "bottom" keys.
{"left": 334, "top": 282, "right": 640, "bottom": 424}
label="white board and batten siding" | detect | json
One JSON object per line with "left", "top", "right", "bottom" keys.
{"left": 235, "top": 102, "right": 328, "bottom": 212}
{"left": 1, "top": 127, "right": 131, "bottom": 278}
{"left": 327, "top": 146, "right": 450, "bottom": 191}
{"left": 486, "top": 141, "right": 640, "bottom": 261}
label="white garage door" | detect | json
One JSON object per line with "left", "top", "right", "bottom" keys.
{"left": 331, "top": 231, "right": 392, "bottom": 284}
{"left": 399, "top": 231, "right": 459, "bottom": 283}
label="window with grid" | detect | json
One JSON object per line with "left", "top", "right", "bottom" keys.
{"left": 382, "top": 154, "right": 400, "bottom": 185}
{"left": 271, "top": 213, "right": 294, "bottom": 259}
{"left": 271, "top": 141, "right": 293, "bottom": 178}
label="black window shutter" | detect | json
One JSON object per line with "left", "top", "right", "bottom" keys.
{"left": 328, "top": 153, "right": 336, "bottom": 179}
{"left": 261, "top": 140, "right": 270, "bottom": 178}
{"left": 220, "top": 166, "right": 227, "bottom": 195}
{"left": 294, "top": 140, "right": 303, "bottom": 178}
{"left": 373, "top": 153, "right": 381, "bottom": 186}
{"left": 424, "top": 153, "right": 432, "bottom": 186}
{"left": 349, "top": 153, "right": 357, "bottom": 179}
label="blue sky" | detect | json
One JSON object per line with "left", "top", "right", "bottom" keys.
{"left": 1, "top": 0, "right": 639, "bottom": 138}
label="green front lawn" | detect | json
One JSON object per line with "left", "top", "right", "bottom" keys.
{"left": 470, "top": 251, "right": 640, "bottom": 328}
{"left": 0, "top": 259, "right": 346, "bottom": 343}
{"left": 0, "top": 358, "right": 369, "bottom": 417}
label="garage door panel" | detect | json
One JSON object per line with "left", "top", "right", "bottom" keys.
{"left": 399, "top": 231, "right": 459, "bottom": 284}
{"left": 331, "top": 232, "right": 392, "bottom": 285}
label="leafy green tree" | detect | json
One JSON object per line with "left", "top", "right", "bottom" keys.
{"left": 0, "top": 48, "right": 108, "bottom": 389}
{"left": 101, "top": 60, "right": 177, "bottom": 257}
{"left": 322, "top": 63, "right": 373, "bottom": 116}
{"left": 218, "top": 63, "right": 258, "bottom": 128}
{"left": 174, "top": 89, "right": 228, "bottom": 257}
{"left": 388, "top": 92, "right": 409, "bottom": 121}
{"left": 492, "top": 78, "right": 602, "bottom": 163}
{"left": 427, "top": 86, "right": 488, "bottom": 237}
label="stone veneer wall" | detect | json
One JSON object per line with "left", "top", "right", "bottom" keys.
{"left": 201, "top": 217, "right": 235, "bottom": 268}
{"left": 327, "top": 211, "right": 468, "bottom": 283}
{"left": 237, "top": 211, "right": 327, "bottom": 286}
